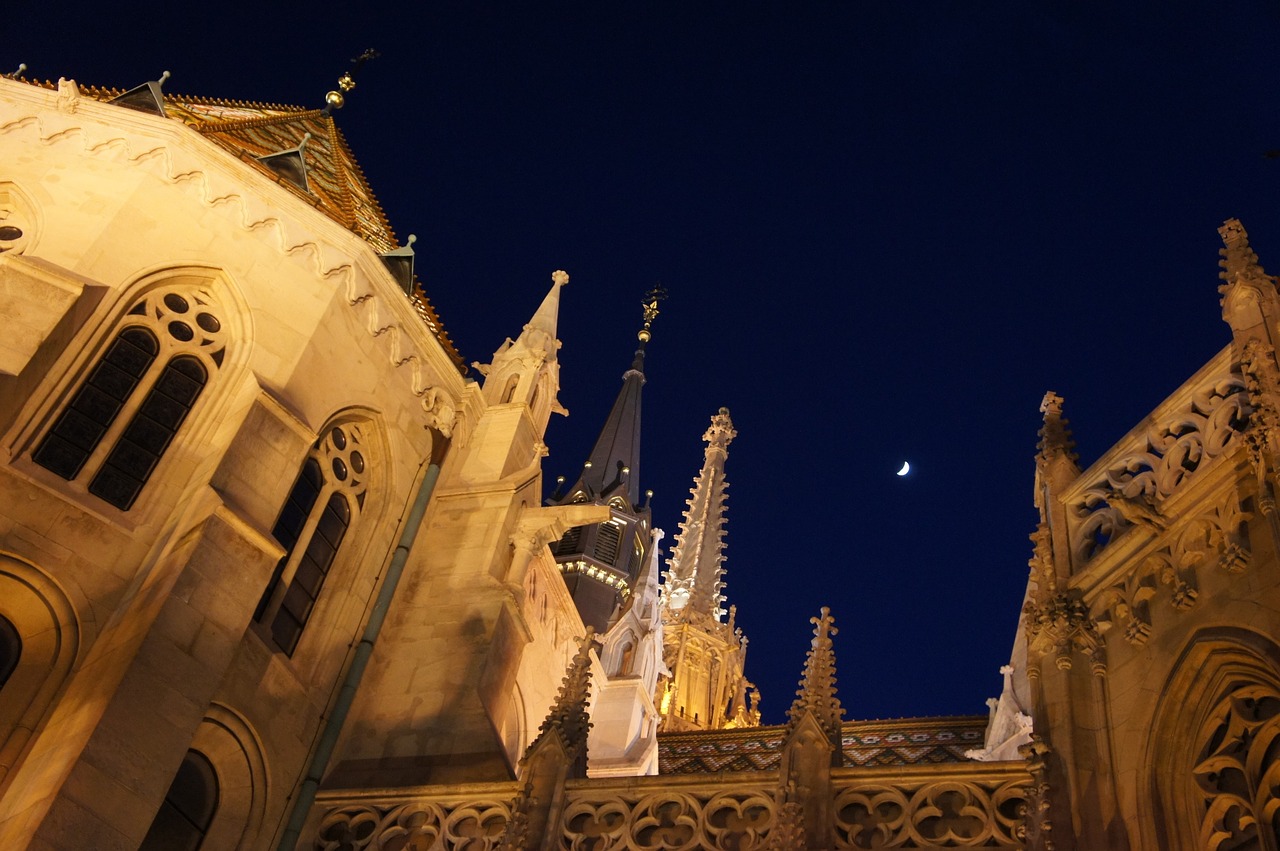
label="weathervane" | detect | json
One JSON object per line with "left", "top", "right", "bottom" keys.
{"left": 324, "top": 48, "right": 381, "bottom": 113}
{"left": 638, "top": 284, "right": 668, "bottom": 343}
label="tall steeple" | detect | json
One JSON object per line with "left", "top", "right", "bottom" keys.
{"left": 663, "top": 407, "right": 736, "bottom": 619}
{"left": 656, "top": 410, "right": 758, "bottom": 733}
{"left": 548, "top": 287, "right": 665, "bottom": 632}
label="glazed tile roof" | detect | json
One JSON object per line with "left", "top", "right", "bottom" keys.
{"left": 15, "top": 77, "right": 465, "bottom": 373}
{"left": 658, "top": 715, "right": 988, "bottom": 774}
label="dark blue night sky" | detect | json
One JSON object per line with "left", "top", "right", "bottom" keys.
{"left": 13, "top": 1, "right": 1280, "bottom": 723}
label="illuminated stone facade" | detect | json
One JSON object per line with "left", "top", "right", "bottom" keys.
{"left": 3, "top": 69, "right": 1280, "bottom": 850}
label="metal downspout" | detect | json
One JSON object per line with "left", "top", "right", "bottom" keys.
{"left": 277, "top": 455, "right": 444, "bottom": 850}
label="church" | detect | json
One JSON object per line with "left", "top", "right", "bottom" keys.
{"left": 0, "top": 67, "right": 1277, "bottom": 850}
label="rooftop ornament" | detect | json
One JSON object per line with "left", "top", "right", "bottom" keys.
{"left": 7, "top": 64, "right": 26, "bottom": 79}
{"left": 324, "top": 48, "right": 380, "bottom": 113}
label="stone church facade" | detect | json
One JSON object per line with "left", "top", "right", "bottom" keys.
{"left": 0, "top": 69, "right": 1277, "bottom": 850}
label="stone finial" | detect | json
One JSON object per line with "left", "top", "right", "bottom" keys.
{"left": 785, "top": 607, "right": 844, "bottom": 740}
{"left": 1036, "top": 391, "right": 1077, "bottom": 465}
{"left": 552, "top": 269, "right": 569, "bottom": 287}
{"left": 1219, "top": 218, "right": 1273, "bottom": 295}
{"left": 703, "top": 407, "right": 737, "bottom": 450}
{"left": 525, "top": 628, "right": 597, "bottom": 761}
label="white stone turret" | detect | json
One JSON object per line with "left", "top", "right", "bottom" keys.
{"left": 587, "top": 527, "right": 667, "bottom": 777}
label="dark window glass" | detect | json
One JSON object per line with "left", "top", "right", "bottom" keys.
{"left": 139, "top": 750, "right": 218, "bottom": 851}
{"left": 254, "top": 460, "right": 324, "bottom": 622}
{"left": 0, "top": 615, "right": 20, "bottom": 691}
{"left": 34, "top": 328, "right": 158, "bottom": 480}
{"left": 88, "top": 356, "right": 207, "bottom": 510}
{"left": 270, "top": 493, "right": 349, "bottom": 656}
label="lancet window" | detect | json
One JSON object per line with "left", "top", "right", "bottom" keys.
{"left": 255, "top": 423, "right": 367, "bottom": 656}
{"left": 139, "top": 749, "right": 219, "bottom": 851}
{"left": 0, "top": 615, "right": 18, "bottom": 692}
{"left": 32, "top": 287, "right": 226, "bottom": 510}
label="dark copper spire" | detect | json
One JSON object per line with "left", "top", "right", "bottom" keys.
{"left": 549, "top": 287, "right": 665, "bottom": 632}
{"left": 561, "top": 286, "right": 665, "bottom": 507}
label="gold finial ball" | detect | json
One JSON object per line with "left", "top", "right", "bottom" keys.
{"left": 325, "top": 90, "right": 346, "bottom": 109}
{"left": 638, "top": 329, "right": 652, "bottom": 342}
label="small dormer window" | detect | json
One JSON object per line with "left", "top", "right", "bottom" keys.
{"left": 256, "top": 132, "right": 313, "bottom": 193}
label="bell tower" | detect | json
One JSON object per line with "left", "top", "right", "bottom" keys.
{"left": 547, "top": 287, "right": 664, "bottom": 632}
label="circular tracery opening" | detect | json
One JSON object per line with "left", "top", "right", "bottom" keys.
{"left": 0, "top": 226, "right": 22, "bottom": 241}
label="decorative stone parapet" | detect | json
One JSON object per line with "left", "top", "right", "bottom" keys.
{"left": 313, "top": 757, "right": 1031, "bottom": 849}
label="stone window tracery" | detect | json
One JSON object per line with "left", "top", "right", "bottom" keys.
{"left": 32, "top": 285, "right": 226, "bottom": 510}
{"left": 1194, "top": 682, "right": 1280, "bottom": 850}
{"left": 255, "top": 423, "right": 367, "bottom": 656}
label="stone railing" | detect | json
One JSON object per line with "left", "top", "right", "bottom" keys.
{"left": 313, "top": 759, "right": 1031, "bottom": 850}
{"left": 831, "top": 764, "right": 1029, "bottom": 849}
{"left": 315, "top": 782, "right": 519, "bottom": 851}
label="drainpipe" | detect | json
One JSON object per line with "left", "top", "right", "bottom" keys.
{"left": 276, "top": 446, "right": 446, "bottom": 850}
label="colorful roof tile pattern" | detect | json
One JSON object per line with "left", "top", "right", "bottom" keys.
{"left": 658, "top": 715, "right": 988, "bottom": 774}
{"left": 15, "top": 77, "right": 465, "bottom": 373}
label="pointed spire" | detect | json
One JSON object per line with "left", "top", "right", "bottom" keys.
{"left": 523, "top": 628, "right": 596, "bottom": 769}
{"left": 786, "top": 607, "right": 844, "bottom": 741}
{"left": 558, "top": 286, "right": 665, "bottom": 506}
{"left": 664, "top": 407, "right": 736, "bottom": 619}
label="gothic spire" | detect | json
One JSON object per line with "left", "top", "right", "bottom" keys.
{"left": 663, "top": 407, "right": 736, "bottom": 619}
{"left": 785, "top": 607, "right": 844, "bottom": 742}
{"left": 558, "top": 286, "right": 665, "bottom": 507}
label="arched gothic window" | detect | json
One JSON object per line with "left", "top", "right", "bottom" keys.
{"left": 139, "top": 749, "right": 218, "bottom": 851}
{"left": 501, "top": 375, "right": 519, "bottom": 404}
{"left": 0, "top": 614, "right": 19, "bottom": 692}
{"left": 255, "top": 423, "right": 367, "bottom": 656}
{"left": 32, "top": 287, "right": 226, "bottom": 510}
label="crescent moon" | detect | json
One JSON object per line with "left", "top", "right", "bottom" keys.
{"left": 896, "top": 461, "right": 911, "bottom": 477}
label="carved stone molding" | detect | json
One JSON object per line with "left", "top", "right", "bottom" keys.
{"left": 1024, "top": 594, "right": 1105, "bottom": 675}
{"left": 1018, "top": 736, "right": 1055, "bottom": 851}
{"left": 1089, "top": 497, "right": 1251, "bottom": 647}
